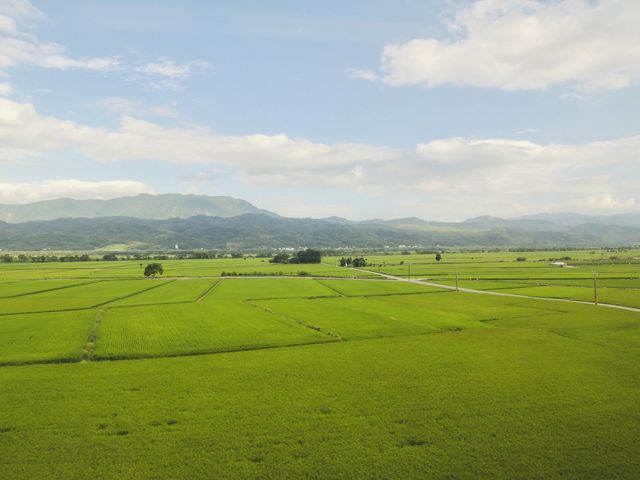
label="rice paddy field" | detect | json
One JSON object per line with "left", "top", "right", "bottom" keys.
{"left": 1, "top": 249, "right": 639, "bottom": 479}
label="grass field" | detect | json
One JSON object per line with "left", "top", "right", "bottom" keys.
{"left": 0, "top": 310, "right": 95, "bottom": 364}
{"left": 95, "top": 301, "right": 333, "bottom": 360}
{"left": 108, "top": 279, "right": 218, "bottom": 307}
{"left": 0, "top": 279, "right": 170, "bottom": 314}
{"left": 0, "top": 250, "right": 639, "bottom": 479}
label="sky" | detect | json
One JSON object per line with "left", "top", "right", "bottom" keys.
{"left": 0, "top": 0, "right": 639, "bottom": 221}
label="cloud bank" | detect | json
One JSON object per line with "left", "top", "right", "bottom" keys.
{"left": 0, "top": 97, "right": 637, "bottom": 215}
{"left": 0, "top": 179, "right": 154, "bottom": 204}
{"left": 362, "top": 0, "right": 640, "bottom": 91}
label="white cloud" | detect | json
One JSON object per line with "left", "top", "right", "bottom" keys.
{"left": 0, "top": 0, "right": 44, "bottom": 25}
{"left": 0, "top": 97, "right": 392, "bottom": 169}
{"left": 0, "top": 97, "right": 638, "bottom": 216}
{"left": 366, "top": 0, "right": 640, "bottom": 91}
{"left": 0, "top": 2, "right": 208, "bottom": 93}
{"left": 0, "top": 82, "right": 11, "bottom": 95}
{"left": 0, "top": 0, "right": 119, "bottom": 75}
{"left": 0, "top": 179, "right": 154, "bottom": 204}
{"left": 94, "top": 97, "right": 178, "bottom": 118}
{"left": 134, "top": 57, "right": 211, "bottom": 89}
{"left": 0, "top": 15, "right": 19, "bottom": 35}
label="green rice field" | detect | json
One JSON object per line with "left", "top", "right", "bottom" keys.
{"left": 1, "top": 249, "right": 639, "bottom": 479}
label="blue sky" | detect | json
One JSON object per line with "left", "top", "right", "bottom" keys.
{"left": 0, "top": 0, "right": 639, "bottom": 220}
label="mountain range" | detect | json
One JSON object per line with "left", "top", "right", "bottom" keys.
{"left": 0, "top": 194, "right": 639, "bottom": 250}
{"left": 0, "top": 194, "right": 275, "bottom": 223}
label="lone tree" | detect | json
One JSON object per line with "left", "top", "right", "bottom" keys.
{"left": 435, "top": 253, "right": 442, "bottom": 262}
{"left": 144, "top": 263, "right": 164, "bottom": 277}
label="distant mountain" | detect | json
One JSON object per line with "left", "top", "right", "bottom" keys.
{"left": 0, "top": 194, "right": 276, "bottom": 223}
{"left": 1, "top": 213, "right": 639, "bottom": 250}
{"left": 461, "top": 216, "right": 567, "bottom": 231}
{"left": 364, "top": 217, "right": 428, "bottom": 226}
{"left": 320, "top": 216, "right": 354, "bottom": 225}
{"left": 0, "top": 194, "right": 638, "bottom": 249}
{"left": 519, "top": 212, "right": 640, "bottom": 228}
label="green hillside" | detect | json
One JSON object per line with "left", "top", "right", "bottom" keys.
{"left": 0, "top": 194, "right": 275, "bottom": 222}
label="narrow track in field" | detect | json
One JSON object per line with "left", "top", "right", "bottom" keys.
{"left": 351, "top": 268, "right": 640, "bottom": 314}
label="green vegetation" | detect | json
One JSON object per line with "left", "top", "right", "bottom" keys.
{"left": 0, "top": 279, "right": 170, "bottom": 314}
{"left": 270, "top": 248, "right": 322, "bottom": 264}
{"left": 0, "top": 249, "right": 639, "bottom": 479}
{"left": 95, "top": 301, "right": 332, "bottom": 360}
{"left": 316, "top": 279, "right": 442, "bottom": 297}
{"left": 108, "top": 279, "right": 217, "bottom": 307}
{"left": 0, "top": 310, "right": 95, "bottom": 365}
{"left": 144, "top": 262, "right": 164, "bottom": 277}
{"left": 339, "top": 256, "right": 367, "bottom": 267}
{"left": 0, "top": 193, "right": 271, "bottom": 222}
{"left": 2, "top": 210, "right": 640, "bottom": 250}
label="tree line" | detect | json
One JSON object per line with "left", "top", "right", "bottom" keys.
{"left": 270, "top": 249, "right": 322, "bottom": 264}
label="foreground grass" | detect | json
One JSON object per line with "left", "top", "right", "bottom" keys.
{"left": 1, "top": 253, "right": 639, "bottom": 479}
{"left": 1, "top": 328, "right": 639, "bottom": 479}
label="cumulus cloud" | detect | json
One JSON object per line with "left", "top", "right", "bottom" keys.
{"left": 0, "top": 97, "right": 638, "bottom": 215}
{"left": 0, "top": 179, "right": 154, "bottom": 204}
{"left": 365, "top": 0, "right": 640, "bottom": 91}
{"left": 0, "top": 0, "right": 119, "bottom": 75}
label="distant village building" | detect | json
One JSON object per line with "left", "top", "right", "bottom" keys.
{"left": 549, "top": 261, "right": 566, "bottom": 267}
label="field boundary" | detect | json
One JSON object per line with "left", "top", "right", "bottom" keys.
{"left": 93, "top": 279, "right": 176, "bottom": 308}
{"left": 314, "top": 279, "right": 346, "bottom": 297}
{"left": 91, "top": 338, "right": 339, "bottom": 362}
{"left": 82, "top": 309, "right": 105, "bottom": 361}
{"left": 0, "top": 324, "right": 499, "bottom": 368}
{"left": 1, "top": 280, "right": 105, "bottom": 299}
{"left": 246, "top": 300, "right": 344, "bottom": 341}
{"left": 196, "top": 278, "right": 222, "bottom": 302}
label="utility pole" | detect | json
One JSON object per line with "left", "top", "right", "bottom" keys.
{"left": 455, "top": 266, "right": 459, "bottom": 292}
{"left": 407, "top": 262, "right": 411, "bottom": 281}
{"left": 593, "top": 271, "right": 598, "bottom": 306}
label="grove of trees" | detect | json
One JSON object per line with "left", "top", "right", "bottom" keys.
{"left": 339, "top": 256, "right": 367, "bottom": 267}
{"left": 270, "top": 249, "right": 322, "bottom": 264}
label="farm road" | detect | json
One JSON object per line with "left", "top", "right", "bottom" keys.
{"left": 352, "top": 268, "right": 640, "bottom": 314}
